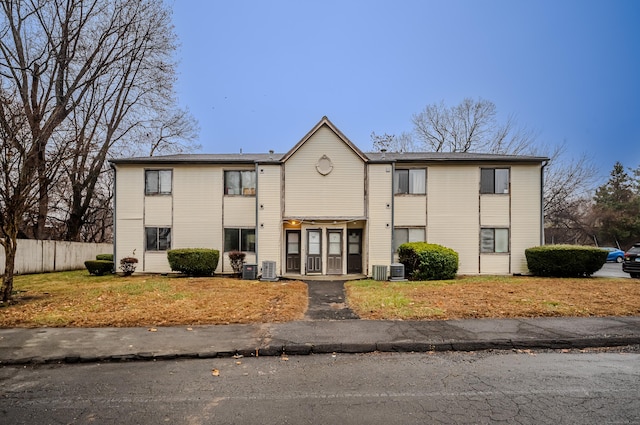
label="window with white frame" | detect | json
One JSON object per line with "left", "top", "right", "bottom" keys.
{"left": 394, "top": 169, "right": 426, "bottom": 195}
{"left": 145, "top": 227, "right": 171, "bottom": 251}
{"left": 480, "top": 168, "right": 509, "bottom": 194}
{"left": 145, "top": 170, "right": 172, "bottom": 195}
{"left": 480, "top": 228, "right": 509, "bottom": 253}
{"left": 393, "top": 227, "right": 425, "bottom": 251}
{"left": 224, "top": 228, "right": 256, "bottom": 252}
{"left": 224, "top": 170, "right": 256, "bottom": 195}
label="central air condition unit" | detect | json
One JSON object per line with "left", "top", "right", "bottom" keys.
{"left": 372, "top": 265, "right": 388, "bottom": 281}
{"left": 389, "top": 263, "right": 407, "bottom": 281}
{"left": 242, "top": 263, "right": 257, "bottom": 280}
{"left": 260, "top": 260, "right": 278, "bottom": 281}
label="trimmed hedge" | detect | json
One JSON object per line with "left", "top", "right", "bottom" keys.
{"left": 85, "top": 260, "right": 114, "bottom": 276}
{"left": 167, "top": 248, "right": 220, "bottom": 276}
{"left": 398, "top": 242, "right": 459, "bottom": 280}
{"left": 525, "top": 245, "right": 607, "bottom": 277}
{"left": 96, "top": 253, "right": 114, "bottom": 261}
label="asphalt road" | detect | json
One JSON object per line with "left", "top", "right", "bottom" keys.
{"left": 1, "top": 349, "right": 638, "bottom": 424}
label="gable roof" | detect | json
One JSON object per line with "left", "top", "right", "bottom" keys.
{"left": 279, "top": 116, "right": 368, "bottom": 163}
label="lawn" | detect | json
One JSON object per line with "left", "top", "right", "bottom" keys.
{"left": 345, "top": 275, "right": 640, "bottom": 320}
{"left": 0, "top": 271, "right": 308, "bottom": 328}
{"left": 2, "top": 272, "right": 639, "bottom": 327}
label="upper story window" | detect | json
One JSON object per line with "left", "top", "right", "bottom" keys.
{"left": 394, "top": 169, "right": 426, "bottom": 195}
{"left": 225, "top": 170, "right": 256, "bottom": 196}
{"left": 480, "top": 168, "right": 509, "bottom": 194}
{"left": 145, "top": 170, "right": 172, "bottom": 195}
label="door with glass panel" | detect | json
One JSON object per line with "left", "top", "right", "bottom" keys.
{"left": 327, "top": 229, "right": 343, "bottom": 275}
{"left": 306, "top": 229, "right": 322, "bottom": 273}
{"left": 286, "top": 230, "right": 301, "bottom": 273}
{"left": 347, "top": 229, "right": 362, "bottom": 274}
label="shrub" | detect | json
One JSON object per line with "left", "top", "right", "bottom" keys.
{"left": 398, "top": 242, "right": 459, "bottom": 280}
{"left": 525, "top": 245, "right": 607, "bottom": 277}
{"left": 85, "top": 260, "right": 114, "bottom": 276}
{"left": 228, "top": 250, "right": 246, "bottom": 275}
{"left": 167, "top": 248, "right": 220, "bottom": 276}
{"left": 119, "top": 257, "right": 138, "bottom": 276}
{"left": 96, "top": 253, "right": 114, "bottom": 261}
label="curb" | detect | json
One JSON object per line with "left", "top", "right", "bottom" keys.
{"left": 3, "top": 336, "right": 638, "bottom": 366}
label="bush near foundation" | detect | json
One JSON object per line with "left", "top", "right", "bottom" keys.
{"left": 167, "top": 248, "right": 220, "bottom": 276}
{"left": 85, "top": 260, "right": 114, "bottom": 276}
{"left": 96, "top": 253, "right": 114, "bottom": 261}
{"left": 398, "top": 242, "right": 459, "bottom": 280}
{"left": 525, "top": 245, "right": 607, "bottom": 277}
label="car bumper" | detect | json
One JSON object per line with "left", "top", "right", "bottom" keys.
{"left": 622, "top": 261, "right": 640, "bottom": 273}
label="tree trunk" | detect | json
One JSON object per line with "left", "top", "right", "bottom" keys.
{"left": 1, "top": 236, "right": 17, "bottom": 302}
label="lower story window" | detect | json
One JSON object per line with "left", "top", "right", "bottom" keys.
{"left": 224, "top": 228, "right": 256, "bottom": 252}
{"left": 146, "top": 227, "right": 171, "bottom": 251}
{"left": 481, "top": 228, "right": 509, "bottom": 253}
{"left": 394, "top": 227, "right": 425, "bottom": 252}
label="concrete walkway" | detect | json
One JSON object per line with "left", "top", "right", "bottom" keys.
{"left": 1, "top": 317, "right": 639, "bottom": 365}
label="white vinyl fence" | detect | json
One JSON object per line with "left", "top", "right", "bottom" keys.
{"left": 0, "top": 239, "right": 113, "bottom": 275}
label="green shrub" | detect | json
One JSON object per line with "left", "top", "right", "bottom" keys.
{"left": 525, "top": 245, "right": 607, "bottom": 277}
{"left": 96, "top": 253, "right": 114, "bottom": 261}
{"left": 85, "top": 260, "right": 114, "bottom": 276}
{"left": 167, "top": 248, "right": 220, "bottom": 276}
{"left": 398, "top": 242, "right": 459, "bottom": 280}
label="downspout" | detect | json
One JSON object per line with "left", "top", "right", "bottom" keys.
{"left": 390, "top": 160, "right": 395, "bottom": 265}
{"left": 540, "top": 160, "right": 549, "bottom": 246}
{"left": 255, "top": 162, "right": 259, "bottom": 273}
{"left": 110, "top": 162, "right": 117, "bottom": 269}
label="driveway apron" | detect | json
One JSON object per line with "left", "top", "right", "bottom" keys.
{"left": 304, "top": 280, "right": 359, "bottom": 320}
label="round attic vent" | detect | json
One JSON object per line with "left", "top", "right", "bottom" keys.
{"left": 316, "top": 155, "right": 333, "bottom": 176}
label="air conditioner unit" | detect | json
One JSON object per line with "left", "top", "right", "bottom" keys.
{"left": 372, "top": 265, "right": 387, "bottom": 281}
{"left": 389, "top": 263, "right": 407, "bottom": 281}
{"left": 242, "top": 263, "right": 257, "bottom": 280}
{"left": 260, "top": 260, "right": 278, "bottom": 281}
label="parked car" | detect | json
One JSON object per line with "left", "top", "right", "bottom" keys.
{"left": 602, "top": 247, "right": 625, "bottom": 263}
{"left": 622, "top": 243, "right": 640, "bottom": 278}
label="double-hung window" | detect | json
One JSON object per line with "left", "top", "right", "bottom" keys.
{"left": 145, "top": 170, "right": 172, "bottom": 195}
{"left": 480, "top": 228, "right": 509, "bottom": 253}
{"left": 225, "top": 170, "right": 256, "bottom": 195}
{"left": 393, "top": 227, "right": 425, "bottom": 252}
{"left": 224, "top": 228, "right": 256, "bottom": 252}
{"left": 145, "top": 227, "right": 171, "bottom": 251}
{"left": 394, "top": 169, "right": 426, "bottom": 195}
{"left": 480, "top": 168, "right": 509, "bottom": 194}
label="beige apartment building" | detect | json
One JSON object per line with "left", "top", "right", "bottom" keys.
{"left": 110, "top": 116, "right": 548, "bottom": 278}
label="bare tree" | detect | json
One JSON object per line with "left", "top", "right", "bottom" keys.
{"left": 0, "top": 0, "right": 198, "bottom": 298}
{"left": 411, "top": 98, "right": 536, "bottom": 154}
{"left": 371, "top": 131, "right": 416, "bottom": 153}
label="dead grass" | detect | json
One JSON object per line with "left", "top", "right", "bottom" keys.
{"left": 0, "top": 271, "right": 308, "bottom": 328}
{"left": 346, "top": 275, "right": 640, "bottom": 320}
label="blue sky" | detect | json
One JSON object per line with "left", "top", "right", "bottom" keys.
{"left": 170, "top": 0, "right": 639, "bottom": 181}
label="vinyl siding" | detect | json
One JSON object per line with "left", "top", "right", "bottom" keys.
{"left": 367, "top": 163, "right": 393, "bottom": 274}
{"left": 480, "top": 195, "right": 510, "bottom": 227}
{"left": 173, "top": 166, "right": 222, "bottom": 272}
{"left": 257, "top": 164, "right": 282, "bottom": 273}
{"left": 223, "top": 196, "right": 256, "bottom": 227}
{"left": 480, "top": 254, "right": 510, "bottom": 274}
{"left": 114, "top": 165, "right": 144, "bottom": 264}
{"left": 394, "top": 196, "right": 427, "bottom": 226}
{"left": 144, "top": 196, "right": 172, "bottom": 226}
{"left": 284, "top": 126, "right": 365, "bottom": 218}
{"left": 511, "top": 164, "right": 543, "bottom": 274}
{"left": 428, "top": 165, "right": 479, "bottom": 274}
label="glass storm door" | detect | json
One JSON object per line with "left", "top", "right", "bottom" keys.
{"left": 327, "top": 229, "right": 343, "bottom": 275}
{"left": 306, "top": 230, "right": 322, "bottom": 273}
{"left": 347, "top": 229, "right": 362, "bottom": 274}
{"left": 286, "top": 230, "right": 301, "bottom": 273}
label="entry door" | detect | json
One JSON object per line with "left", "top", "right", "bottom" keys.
{"left": 347, "top": 229, "right": 362, "bottom": 274}
{"left": 286, "top": 230, "right": 301, "bottom": 273}
{"left": 327, "top": 229, "right": 343, "bottom": 275}
{"left": 306, "top": 229, "right": 322, "bottom": 273}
